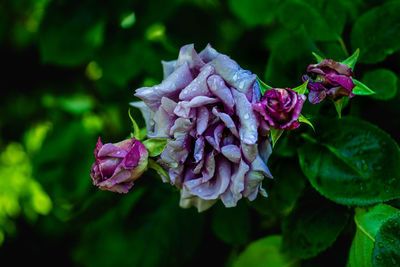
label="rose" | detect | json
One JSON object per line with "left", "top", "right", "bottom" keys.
{"left": 302, "top": 59, "right": 356, "bottom": 104}
{"left": 90, "top": 137, "right": 148, "bottom": 193}
{"left": 133, "top": 44, "right": 272, "bottom": 211}
{"left": 253, "top": 88, "right": 306, "bottom": 130}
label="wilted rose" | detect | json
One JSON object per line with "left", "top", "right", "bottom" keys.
{"left": 133, "top": 44, "right": 272, "bottom": 211}
{"left": 253, "top": 88, "right": 306, "bottom": 130}
{"left": 303, "top": 59, "right": 355, "bottom": 104}
{"left": 90, "top": 137, "right": 148, "bottom": 193}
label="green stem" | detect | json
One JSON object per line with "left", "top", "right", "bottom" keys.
{"left": 338, "top": 36, "right": 349, "bottom": 57}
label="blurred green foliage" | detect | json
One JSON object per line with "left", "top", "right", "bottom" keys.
{"left": 1, "top": 0, "right": 400, "bottom": 266}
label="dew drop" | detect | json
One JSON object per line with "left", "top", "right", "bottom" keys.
{"left": 244, "top": 113, "right": 250, "bottom": 120}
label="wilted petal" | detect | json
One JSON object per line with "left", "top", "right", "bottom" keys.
{"left": 135, "top": 62, "right": 193, "bottom": 111}
{"left": 212, "top": 54, "right": 257, "bottom": 94}
{"left": 179, "top": 64, "right": 215, "bottom": 100}
{"left": 170, "top": 118, "right": 193, "bottom": 137}
{"left": 232, "top": 89, "right": 258, "bottom": 144}
{"left": 207, "top": 75, "right": 235, "bottom": 113}
{"left": 243, "top": 171, "right": 264, "bottom": 201}
{"left": 199, "top": 43, "right": 220, "bottom": 63}
{"left": 241, "top": 142, "right": 258, "bottom": 162}
{"left": 179, "top": 195, "right": 217, "bottom": 212}
{"left": 307, "top": 59, "right": 352, "bottom": 76}
{"left": 221, "top": 144, "right": 241, "bottom": 163}
{"left": 325, "top": 73, "right": 355, "bottom": 91}
{"left": 160, "top": 135, "right": 189, "bottom": 167}
{"left": 201, "top": 150, "right": 216, "bottom": 182}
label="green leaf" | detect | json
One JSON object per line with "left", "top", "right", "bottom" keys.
{"left": 211, "top": 202, "right": 250, "bottom": 246}
{"left": 228, "top": 0, "right": 280, "bottom": 27}
{"left": 278, "top": 0, "right": 345, "bottom": 41}
{"left": 39, "top": 2, "right": 105, "bottom": 66}
{"left": 352, "top": 79, "right": 376, "bottom": 96}
{"left": 361, "top": 69, "right": 398, "bottom": 101}
{"left": 347, "top": 204, "right": 399, "bottom": 267}
{"left": 128, "top": 109, "right": 141, "bottom": 140}
{"left": 298, "top": 117, "right": 400, "bottom": 206}
{"left": 142, "top": 138, "right": 167, "bottom": 157}
{"left": 341, "top": 48, "right": 360, "bottom": 70}
{"left": 257, "top": 76, "right": 273, "bottom": 95}
{"left": 351, "top": 1, "right": 400, "bottom": 64}
{"left": 292, "top": 79, "right": 308, "bottom": 95}
{"left": 283, "top": 190, "right": 350, "bottom": 259}
{"left": 148, "top": 158, "right": 170, "bottom": 183}
{"left": 250, "top": 159, "right": 306, "bottom": 218}
{"left": 312, "top": 51, "right": 324, "bottom": 63}
{"left": 372, "top": 211, "right": 400, "bottom": 266}
{"left": 270, "top": 128, "right": 284, "bottom": 148}
{"left": 234, "top": 235, "right": 300, "bottom": 267}
{"left": 334, "top": 98, "right": 345, "bottom": 118}
{"left": 298, "top": 114, "right": 314, "bottom": 131}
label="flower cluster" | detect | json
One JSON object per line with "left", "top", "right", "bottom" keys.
{"left": 90, "top": 45, "right": 370, "bottom": 211}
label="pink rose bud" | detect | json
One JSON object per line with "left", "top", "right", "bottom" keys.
{"left": 90, "top": 137, "right": 148, "bottom": 193}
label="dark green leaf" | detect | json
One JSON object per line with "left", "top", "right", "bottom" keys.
{"left": 282, "top": 190, "right": 350, "bottom": 259}
{"left": 229, "top": 0, "right": 279, "bottom": 27}
{"left": 361, "top": 69, "right": 398, "bottom": 100}
{"left": 298, "top": 117, "right": 400, "bottom": 206}
{"left": 347, "top": 204, "right": 399, "bottom": 267}
{"left": 39, "top": 2, "right": 105, "bottom": 66}
{"left": 334, "top": 97, "right": 345, "bottom": 118}
{"left": 211, "top": 202, "right": 250, "bottom": 246}
{"left": 372, "top": 211, "right": 400, "bottom": 266}
{"left": 278, "top": 0, "right": 345, "bottom": 41}
{"left": 299, "top": 114, "right": 314, "bottom": 131}
{"left": 148, "top": 159, "right": 169, "bottom": 182}
{"left": 234, "top": 235, "right": 300, "bottom": 267}
{"left": 351, "top": 1, "right": 400, "bottom": 63}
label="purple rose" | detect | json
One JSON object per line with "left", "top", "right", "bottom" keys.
{"left": 302, "top": 59, "right": 356, "bottom": 104}
{"left": 253, "top": 88, "right": 306, "bottom": 130}
{"left": 133, "top": 44, "right": 272, "bottom": 211}
{"left": 90, "top": 137, "right": 148, "bottom": 193}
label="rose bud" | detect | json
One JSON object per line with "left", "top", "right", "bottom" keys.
{"left": 90, "top": 137, "right": 148, "bottom": 193}
{"left": 253, "top": 88, "right": 306, "bottom": 130}
{"left": 133, "top": 44, "right": 272, "bottom": 211}
{"left": 302, "top": 59, "right": 356, "bottom": 104}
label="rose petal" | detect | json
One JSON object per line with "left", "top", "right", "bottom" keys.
{"left": 179, "top": 64, "right": 215, "bottom": 100}
{"left": 212, "top": 107, "right": 239, "bottom": 138}
{"left": 135, "top": 62, "right": 193, "bottom": 111}
{"left": 207, "top": 75, "right": 235, "bottom": 113}
{"left": 199, "top": 43, "right": 220, "bottom": 63}
{"left": 212, "top": 54, "right": 257, "bottom": 94}
{"left": 232, "top": 89, "right": 258, "bottom": 144}
{"left": 176, "top": 44, "right": 205, "bottom": 71}
{"left": 162, "top": 60, "right": 176, "bottom": 79}
{"left": 221, "top": 144, "right": 241, "bottom": 163}
{"left": 170, "top": 118, "right": 193, "bottom": 138}
{"left": 196, "top": 106, "right": 209, "bottom": 136}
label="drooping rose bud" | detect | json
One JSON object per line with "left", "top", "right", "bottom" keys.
{"left": 303, "top": 59, "right": 356, "bottom": 104}
{"left": 253, "top": 88, "right": 306, "bottom": 130}
{"left": 90, "top": 137, "right": 148, "bottom": 193}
